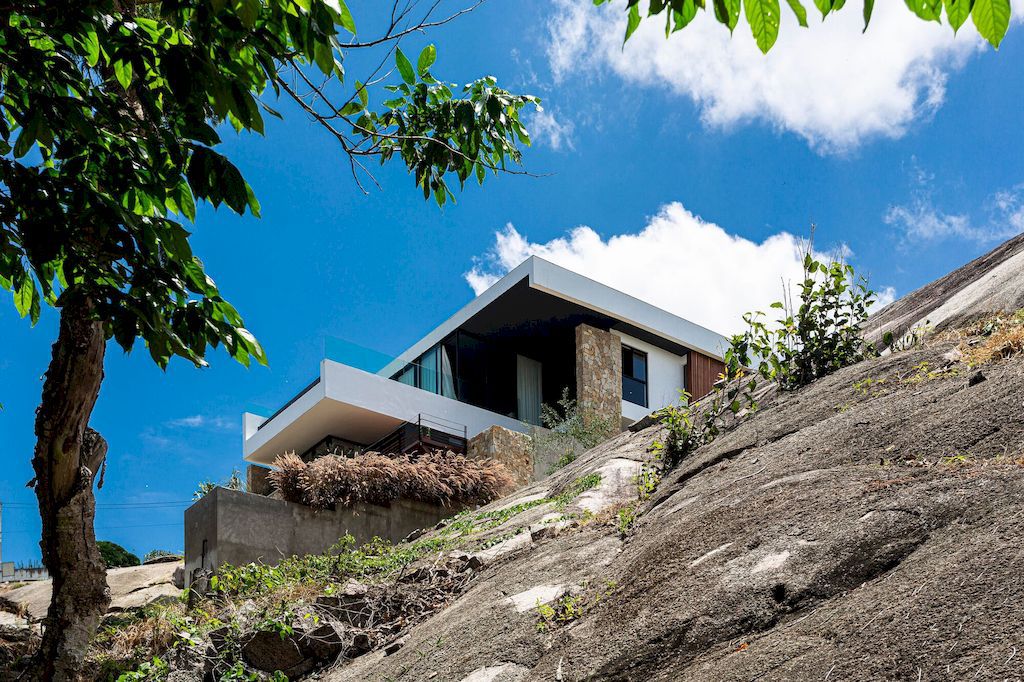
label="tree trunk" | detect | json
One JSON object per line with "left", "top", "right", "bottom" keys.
{"left": 30, "top": 294, "right": 110, "bottom": 680}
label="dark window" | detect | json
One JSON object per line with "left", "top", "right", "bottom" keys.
{"left": 622, "top": 346, "right": 648, "bottom": 407}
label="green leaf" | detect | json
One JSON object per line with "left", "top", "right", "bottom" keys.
{"left": 714, "top": 0, "right": 742, "bottom": 32}
{"left": 12, "top": 113, "right": 40, "bottom": 158}
{"left": 13, "top": 276, "right": 34, "bottom": 320}
{"left": 944, "top": 0, "right": 973, "bottom": 31}
{"left": 114, "top": 60, "right": 133, "bottom": 90}
{"left": 417, "top": 44, "right": 436, "bottom": 76}
{"left": 904, "top": 0, "right": 942, "bottom": 21}
{"left": 625, "top": 3, "right": 643, "bottom": 41}
{"left": 812, "top": 0, "right": 834, "bottom": 18}
{"left": 82, "top": 29, "right": 100, "bottom": 67}
{"left": 745, "top": 0, "right": 781, "bottom": 53}
{"left": 971, "top": 0, "right": 1009, "bottom": 47}
{"left": 395, "top": 48, "right": 416, "bottom": 85}
{"left": 785, "top": 0, "right": 810, "bottom": 26}
{"left": 355, "top": 80, "right": 368, "bottom": 107}
{"left": 862, "top": 0, "right": 875, "bottom": 30}
{"left": 674, "top": 0, "right": 700, "bottom": 30}
{"left": 336, "top": 0, "right": 356, "bottom": 35}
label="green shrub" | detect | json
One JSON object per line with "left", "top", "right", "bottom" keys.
{"left": 193, "top": 468, "right": 244, "bottom": 501}
{"left": 731, "top": 251, "right": 876, "bottom": 390}
{"left": 538, "top": 388, "right": 617, "bottom": 473}
{"left": 98, "top": 541, "right": 141, "bottom": 569}
{"left": 656, "top": 247, "right": 877, "bottom": 470}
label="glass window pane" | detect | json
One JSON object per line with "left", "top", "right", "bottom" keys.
{"left": 623, "top": 377, "right": 646, "bottom": 407}
{"left": 419, "top": 347, "right": 438, "bottom": 393}
{"left": 396, "top": 366, "right": 415, "bottom": 386}
{"left": 633, "top": 351, "right": 647, "bottom": 382}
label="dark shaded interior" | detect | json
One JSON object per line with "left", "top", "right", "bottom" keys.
{"left": 390, "top": 281, "right": 692, "bottom": 424}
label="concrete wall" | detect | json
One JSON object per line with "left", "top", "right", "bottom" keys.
{"left": 613, "top": 330, "right": 688, "bottom": 423}
{"left": 184, "top": 488, "right": 465, "bottom": 581}
{"left": 575, "top": 323, "right": 622, "bottom": 430}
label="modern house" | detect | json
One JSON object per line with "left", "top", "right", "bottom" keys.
{"left": 187, "top": 257, "right": 730, "bottom": 578}
{"left": 242, "top": 256, "right": 728, "bottom": 477}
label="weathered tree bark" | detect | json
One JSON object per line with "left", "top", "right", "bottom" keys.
{"left": 30, "top": 294, "right": 110, "bottom": 680}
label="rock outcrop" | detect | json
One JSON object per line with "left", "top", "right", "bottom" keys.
{"left": 0, "top": 561, "right": 183, "bottom": 624}
{"left": 323, "top": 236, "right": 1024, "bottom": 681}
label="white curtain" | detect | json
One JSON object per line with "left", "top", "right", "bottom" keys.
{"left": 440, "top": 346, "right": 456, "bottom": 399}
{"left": 516, "top": 355, "right": 543, "bottom": 425}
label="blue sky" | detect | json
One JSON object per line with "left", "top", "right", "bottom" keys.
{"left": 1, "top": 1, "right": 1022, "bottom": 563}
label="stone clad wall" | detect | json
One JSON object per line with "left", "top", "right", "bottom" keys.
{"left": 247, "top": 464, "right": 273, "bottom": 496}
{"left": 575, "top": 323, "right": 622, "bottom": 430}
{"left": 467, "top": 424, "right": 534, "bottom": 487}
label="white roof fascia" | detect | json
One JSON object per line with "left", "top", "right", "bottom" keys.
{"left": 528, "top": 258, "right": 728, "bottom": 360}
{"left": 375, "top": 256, "right": 728, "bottom": 378}
{"left": 376, "top": 257, "right": 537, "bottom": 377}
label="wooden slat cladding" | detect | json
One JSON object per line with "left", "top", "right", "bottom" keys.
{"left": 686, "top": 351, "right": 725, "bottom": 400}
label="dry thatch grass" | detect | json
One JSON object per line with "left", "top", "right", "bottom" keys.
{"left": 956, "top": 310, "right": 1024, "bottom": 366}
{"left": 268, "top": 451, "right": 514, "bottom": 510}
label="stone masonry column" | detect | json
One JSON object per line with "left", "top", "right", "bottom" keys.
{"left": 575, "top": 323, "right": 622, "bottom": 431}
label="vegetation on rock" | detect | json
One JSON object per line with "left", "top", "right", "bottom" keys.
{"left": 655, "top": 246, "right": 877, "bottom": 470}
{"left": 539, "top": 387, "right": 618, "bottom": 473}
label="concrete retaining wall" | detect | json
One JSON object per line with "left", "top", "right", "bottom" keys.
{"left": 184, "top": 488, "right": 464, "bottom": 581}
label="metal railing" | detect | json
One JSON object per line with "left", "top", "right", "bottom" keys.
{"left": 366, "top": 413, "right": 468, "bottom": 457}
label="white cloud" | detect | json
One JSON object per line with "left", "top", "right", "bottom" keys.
{"left": 529, "top": 108, "right": 575, "bottom": 150}
{"left": 464, "top": 202, "right": 890, "bottom": 335}
{"left": 545, "top": 1, "right": 1020, "bottom": 152}
{"left": 167, "top": 415, "right": 234, "bottom": 431}
{"left": 885, "top": 169, "right": 1024, "bottom": 245}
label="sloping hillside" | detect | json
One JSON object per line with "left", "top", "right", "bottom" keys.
{"left": 865, "top": 232, "right": 1024, "bottom": 341}
{"left": 7, "top": 239, "right": 1023, "bottom": 681}
{"left": 325, "top": 241, "right": 1024, "bottom": 681}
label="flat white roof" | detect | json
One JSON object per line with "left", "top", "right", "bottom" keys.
{"left": 381, "top": 255, "right": 727, "bottom": 377}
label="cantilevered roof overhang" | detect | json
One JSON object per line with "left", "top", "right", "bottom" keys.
{"left": 243, "top": 361, "right": 530, "bottom": 465}
{"left": 379, "top": 255, "right": 728, "bottom": 378}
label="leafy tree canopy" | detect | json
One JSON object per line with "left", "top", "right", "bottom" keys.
{"left": 0, "top": 0, "right": 537, "bottom": 369}
{"left": 97, "top": 540, "right": 141, "bottom": 568}
{"left": 604, "top": 0, "right": 1013, "bottom": 54}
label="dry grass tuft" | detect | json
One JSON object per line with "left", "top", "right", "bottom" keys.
{"left": 937, "top": 310, "right": 1024, "bottom": 365}
{"left": 268, "top": 451, "right": 514, "bottom": 510}
{"left": 957, "top": 310, "right": 1024, "bottom": 367}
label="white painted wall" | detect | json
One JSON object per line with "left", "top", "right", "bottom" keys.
{"left": 322, "top": 360, "right": 530, "bottom": 440}
{"left": 243, "top": 360, "right": 531, "bottom": 464}
{"left": 613, "top": 330, "right": 687, "bottom": 423}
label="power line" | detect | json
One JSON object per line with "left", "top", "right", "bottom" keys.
{"left": 1, "top": 500, "right": 194, "bottom": 508}
{"left": 2, "top": 522, "right": 184, "bottom": 534}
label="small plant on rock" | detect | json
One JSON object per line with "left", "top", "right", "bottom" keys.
{"left": 538, "top": 388, "right": 617, "bottom": 473}
{"left": 656, "top": 237, "right": 878, "bottom": 471}
{"left": 732, "top": 249, "right": 877, "bottom": 391}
